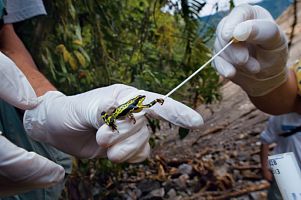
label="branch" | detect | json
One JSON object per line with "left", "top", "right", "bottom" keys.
{"left": 288, "top": 0, "right": 298, "bottom": 49}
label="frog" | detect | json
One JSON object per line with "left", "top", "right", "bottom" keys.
{"left": 101, "top": 95, "right": 164, "bottom": 131}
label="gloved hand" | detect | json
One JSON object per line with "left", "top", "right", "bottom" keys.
{"left": 213, "top": 4, "right": 288, "bottom": 97}
{"left": 24, "top": 84, "right": 203, "bottom": 163}
{"left": 0, "top": 51, "right": 63, "bottom": 196}
{"left": 0, "top": 51, "right": 38, "bottom": 109}
{"left": 0, "top": 134, "right": 65, "bottom": 196}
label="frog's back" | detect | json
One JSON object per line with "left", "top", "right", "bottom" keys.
{"left": 112, "top": 98, "right": 139, "bottom": 118}
{"left": 117, "top": 105, "right": 136, "bottom": 118}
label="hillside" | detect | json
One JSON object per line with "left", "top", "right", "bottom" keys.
{"left": 277, "top": 1, "right": 301, "bottom": 65}
{"left": 199, "top": 0, "right": 292, "bottom": 42}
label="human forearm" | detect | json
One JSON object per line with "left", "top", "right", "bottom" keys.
{"left": 260, "top": 143, "right": 274, "bottom": 181}
{"left": 260, "top": 143, "right": 270, "bottom": 170}
{"left": 260, "top": 143, "right": 273, "bottom": 181}
{"left": 0, "top": 24, "right": 56, "bottom": 96}
{"left": 249, "top": 69, "right": 301, "bottom": 115}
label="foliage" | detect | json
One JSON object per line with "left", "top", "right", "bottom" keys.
{"left": 20, "top": 0, "right": 221, "bottom": 105}
{"left": 60, "top": 158, "right": 128, "bottom": 199}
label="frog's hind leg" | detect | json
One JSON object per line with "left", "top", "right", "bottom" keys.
{"left": 128, "top": 113, "right": 136, "bottom": 124}
{"left": 142, "top": 98, "right": 164, "bottom": 108}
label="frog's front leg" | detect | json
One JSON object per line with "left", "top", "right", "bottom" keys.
{"left": 128, "top": 113, "right": 136, "bottom": 124}
{"left": 110, "top": 123, "right": 118, "bottom": 132}
{"left": 106, "top": 115, "right": 118, "bottom": 132}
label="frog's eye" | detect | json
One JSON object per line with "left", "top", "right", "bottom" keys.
{"left": 101, "top": 111, "right": 106, "bottom": 116}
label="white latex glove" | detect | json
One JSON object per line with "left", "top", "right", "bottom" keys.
{"left": 0, "top": 51, "right": 38, "bottom": 109}
{"left": 0, "top": 134, "right": 65, "bottom": 197}
{"left": 213, "top": 4, "right": 288, "bottom": 97}
{"left": 24, "top": 84, "right": 203, "bottom": 163}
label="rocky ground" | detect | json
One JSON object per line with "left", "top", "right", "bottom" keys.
{"left": 63, "top": 82, "right": 271, "bottom": 200}
{"left": 152, "top": 82, "right": 270, "bottom": 199}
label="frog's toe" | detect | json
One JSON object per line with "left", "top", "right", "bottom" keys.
{"left": 130, "top": 117, "right": 136, "bottom": 124}
{"left": 158, "top": 99, "right": 164, "bottom": 105}
{"left": 111, "top": 124, "right": 118, "bottom": 132}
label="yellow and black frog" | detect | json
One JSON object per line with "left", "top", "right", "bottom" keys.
{"left": 101, "top": 95, "right": 164, "bottom": 131}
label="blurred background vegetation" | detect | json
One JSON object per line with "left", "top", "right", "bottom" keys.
{"left": 16, "top": 0, "right": 225, "bottom": 198}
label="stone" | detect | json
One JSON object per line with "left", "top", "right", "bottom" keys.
{"left": 178, "top": 163, "right": 193, "bottom": 175}
{"left": 141, "top": 188, "right": 165, "bottom": 200}
{"left": 173, "top": 174, "right": 189, "bottom": 189}
{"left": 249, "top": 191, "right": 267, "bottom": 200}
{"left": 167, "top": 188, "right": 177, "bottom": 199}
{"left": 150, "top": 188, "right": 165, "bottom": 198}
{"left": 137, "top": 180, "right": 161, "bottom": 195}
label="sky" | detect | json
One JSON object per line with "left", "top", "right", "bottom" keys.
{"left": 162, "top": 0, "right": 264, "bottom": 17}
{"left": 199, "top": 0, "right": 263, "bottom": 17}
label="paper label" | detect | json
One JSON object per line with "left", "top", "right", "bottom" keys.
{"left": 268, "top": 152, "right": 301, "bottom": 200}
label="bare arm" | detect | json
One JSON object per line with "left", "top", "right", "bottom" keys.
{"left": 260, "top": 143, "right": 273, "bottom": 182}
{"left": 250, "top": 69, "right": 301, "bottom": 115}
{"left": 0, "top": 24, "right": 56, "bottom": 96}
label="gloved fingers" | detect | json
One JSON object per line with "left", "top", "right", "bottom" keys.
{"left": 106, "top": 124, "right": 150, "bottom": 163}
{"left": 243, "top": 56, "right": 261, "bottom": 74}
{"left": 0, "top": 135, "right": 65, "bottom": 188}
{"left": 221, "top": 4, "right": 273, "bottom": 41}
{"left": 70, "top": 132, "right": 107, "bottom": 159}
{"left": 0, "top": 52, "right": 38, "bottom": 110}
{"left": 96, "top": 112, "right": 147, "bottom": 148}
{"left": 212, "top": 56, "right": 236, "bottom": 78}
{"left": 233, "top": 19, "right": 286, "bottom": 50}
{"left": 126, "top": 143, "right": 151, "bottom": 163}
{"left": 213, "top": 55, "right": 260, "bottom": 78}
{"left": 214, "top": 36, "right": 249, "bottom": 66}
{"left": 252, "top": 5, "right": 275, "bottom": 20}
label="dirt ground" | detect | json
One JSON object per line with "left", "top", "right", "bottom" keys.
{"left": 148, "top": 81, "right": 270, "bottom": 199}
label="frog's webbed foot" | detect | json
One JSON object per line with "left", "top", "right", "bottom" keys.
{"left": 128, "top": 113, "right": 136, "bottom": 124}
